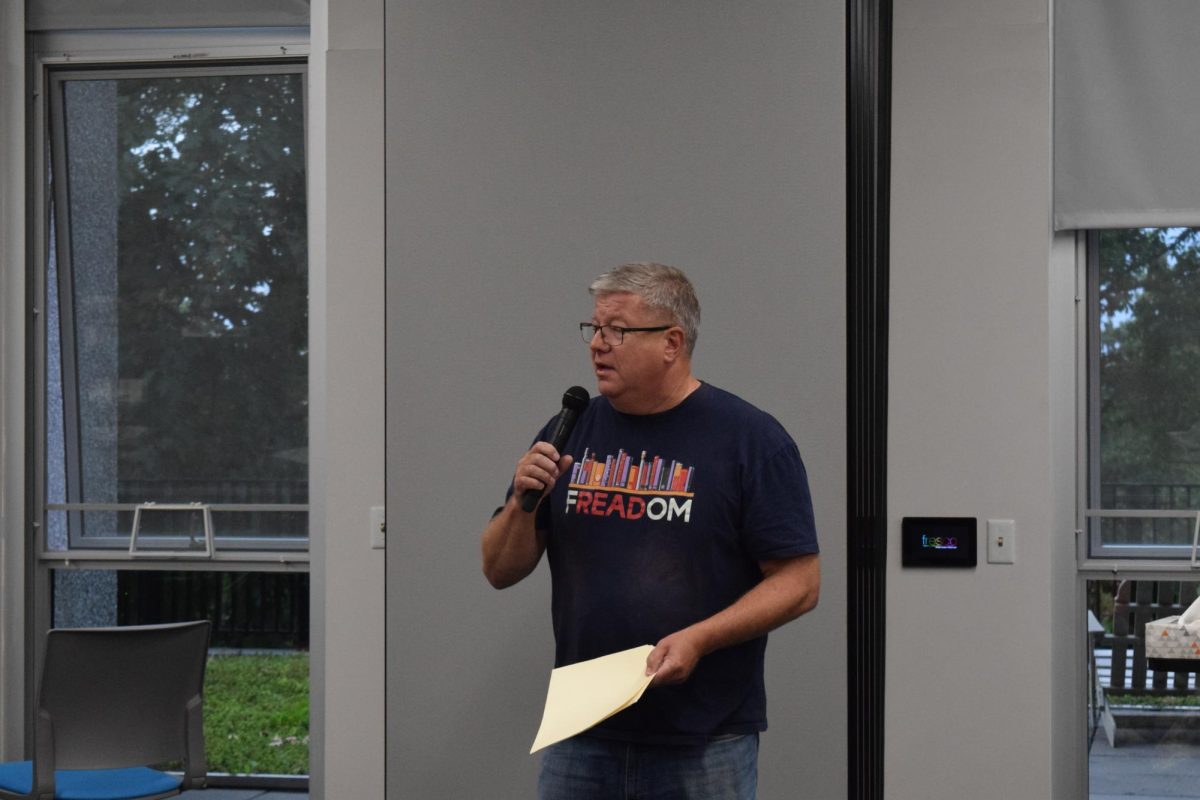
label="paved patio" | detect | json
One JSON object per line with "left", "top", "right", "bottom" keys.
{"left": 1091, "top": 732, "right": 1200, "bottom": 799}
{"left": 1091, "top": 645, "right": 1200, "bottom": 799}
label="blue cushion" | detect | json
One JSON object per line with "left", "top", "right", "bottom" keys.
{"left": 0, "top": 761, "right": 181, "bottom": 800}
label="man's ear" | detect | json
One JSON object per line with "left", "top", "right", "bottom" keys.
{"left": 662, "top": 327, "right": 687, "bottom": 362}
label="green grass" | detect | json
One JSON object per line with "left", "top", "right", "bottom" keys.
{"left": 1108, "top": 692, "right": 1200, "bottom": 709}
{"left": 204, "top": 653, "right": 309, "bottom": 775}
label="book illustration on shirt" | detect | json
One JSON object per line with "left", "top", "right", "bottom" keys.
{"left": 568, "top": 448, "right": 695, "bottom": 496}
{"left": 565, "top": 448, "right": 696, "bottom": 523}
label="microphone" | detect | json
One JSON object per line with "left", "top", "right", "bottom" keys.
{"left": 521, "top": 386, "right": 590, "bottom": 512}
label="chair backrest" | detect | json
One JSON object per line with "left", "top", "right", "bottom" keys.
{"left": 36, "top": 621, "right": 210, "bottom": 775}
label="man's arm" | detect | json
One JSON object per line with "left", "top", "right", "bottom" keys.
{"left": 481, "top": 498, "right": 546, "bottom": 589}
{"left": 481, "top": 442, "right": 573, "bottom": 589}
{"left": 644, "top": 553, "right": 820, "bottom": 685}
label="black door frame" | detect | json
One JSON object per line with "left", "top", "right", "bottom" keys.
{"left": 846, "top": 0, "right": 891, "bottom": 797}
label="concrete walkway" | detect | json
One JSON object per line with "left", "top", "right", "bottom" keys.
{"left": 1091, "top": 730, "right": 1200, "bottom": 799}
{"left": 1091, "top": 645, "right": 1200, "bottom": 798}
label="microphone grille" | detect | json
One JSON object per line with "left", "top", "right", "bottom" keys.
{"left": 562, "top": 386, "right": 590, "bottom": 411}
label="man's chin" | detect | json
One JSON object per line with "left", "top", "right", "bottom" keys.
{"left": 594, "top": 379, "right": 620, "bottom": 399}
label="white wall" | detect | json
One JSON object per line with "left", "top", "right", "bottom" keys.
{"left": 384, "top": 2, "right": 847, "bottom": 797}
{"left": 308, "top": 0, "right": 387, "bottom": 797}
{"left": 887, "top": 0, "right": 1076, "bottom": 798}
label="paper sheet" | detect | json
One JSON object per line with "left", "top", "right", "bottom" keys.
{"left": 530, "top": 644, "right": 655, "bottom": 753}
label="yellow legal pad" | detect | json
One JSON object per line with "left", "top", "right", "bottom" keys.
{"left": 530, "top": 644, "right": 656, "bottom": 753}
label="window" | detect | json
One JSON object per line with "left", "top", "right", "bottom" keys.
{"left": 1086, "top": 228, "right": 1200, "bottom": 562}
{"left": 39, "top": 63, "right": 309, "bottom": 556}
{"left": 29, "top": 34, "right": 312, "bottom": 784}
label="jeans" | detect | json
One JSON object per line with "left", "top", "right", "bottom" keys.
{"left": 538, "top": 733, "right": 759, "bottom": 800}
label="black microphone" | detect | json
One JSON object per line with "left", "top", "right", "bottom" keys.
{"left": 521, "top": 386, "right": 590, "bottom": 512}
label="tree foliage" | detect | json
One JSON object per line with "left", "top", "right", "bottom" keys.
{"left": 1099, "top": 228, "right": 1200, "bottom": 490}
{"left": 113, "top": 72, "right": 307, "bottom": 497}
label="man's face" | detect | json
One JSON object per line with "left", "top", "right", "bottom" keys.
{"left": 588, "top": 292, "right": 673, "bottom": 412}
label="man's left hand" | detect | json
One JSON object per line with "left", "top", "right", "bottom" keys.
{"left": 641, "top": 553, "right": 820, "bottom": 689}
{"left": 645, "top": 629, "right": 706, "bottom": 687}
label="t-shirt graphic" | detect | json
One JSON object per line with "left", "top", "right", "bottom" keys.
{"left": 565, "top": 448, "right": 695, "bottom": 523}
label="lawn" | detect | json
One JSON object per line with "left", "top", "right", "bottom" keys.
{"left": 1108, "top": 692, "right": 1200, "bottom": 709}
{"left": 204, "top": 652, "right": 309, "bottom": 775}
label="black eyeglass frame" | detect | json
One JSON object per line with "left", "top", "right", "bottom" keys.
{"left": 579, "top": 323, "right": 672, "bottom": 345}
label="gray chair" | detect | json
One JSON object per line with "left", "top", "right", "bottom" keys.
{"left": 0, "top": 620, "right": 210, "bottom": 800}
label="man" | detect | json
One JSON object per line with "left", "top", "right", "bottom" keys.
{"left": 482, "top": 263, "right": 819, "bottom": 799}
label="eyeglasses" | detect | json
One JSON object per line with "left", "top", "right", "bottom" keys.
{"left": 579, "top": 323, "right": 672, "bottom": 346}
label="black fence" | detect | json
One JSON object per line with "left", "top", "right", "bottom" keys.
{"left": 117, "top": 478, "right": 308, "bottom": 504}
{"left": 1101, "top": 482, "right": 1200, "bottom": 510}
{"left": 1097, "top": 483, "right": 1200, "bottom": 547}
{"left": 117, "top": 570, "right": 309, "bottom": 650}
{"left": 1091, "top": 579, "right": 1198, "bottom": 694}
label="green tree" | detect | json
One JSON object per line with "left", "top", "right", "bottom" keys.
{"left": 1099, "top": 228, "right": 1200, "bottom": 491}
{"left": 113, "top": 72, "right": 307, "bottom": 516}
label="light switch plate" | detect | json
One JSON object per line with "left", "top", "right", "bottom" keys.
{"left": 370, "top": 505, "right": 386, "bottom": 549}
{"left": 987, "top": 519, "right": 1015, "bottom": 564}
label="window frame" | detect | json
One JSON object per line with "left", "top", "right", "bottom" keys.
{"left": 25, "top": 30, "right": 315, "bottom": 789}
{"left": 29, "top": 29, "right": 312, "bottom": 568}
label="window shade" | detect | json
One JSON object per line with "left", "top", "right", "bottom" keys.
{"left": 1055, "top": 0, "right": 1200, "bottom": 230}
{"left": 26, "top": 0, "right": 309, "bottom": 31}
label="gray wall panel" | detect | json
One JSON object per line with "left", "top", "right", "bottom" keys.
{"left": 385, "top": 3, "right": 845, "bottom": 796}
{"left": 887, "top": 1, "right": 1064, "bottom": 797}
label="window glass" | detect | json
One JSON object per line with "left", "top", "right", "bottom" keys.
{"left": 1086, "top": 578, "right": 1200, "bottom": 796}
{"left": 51, "top": 569, "right": 310, "bottom": 777}
{"left": 48, "top": 68, "right": 307, "bottom": 546}
{"left": 1093, "top": 228, "right": 1200, "bottom": 557}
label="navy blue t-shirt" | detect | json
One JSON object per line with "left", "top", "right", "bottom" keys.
{"left": 520, "top": 382, "right": 818, "bottom": 744}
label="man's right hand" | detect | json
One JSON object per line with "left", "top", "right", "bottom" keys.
{"left": 511, "top": 442, "right": 574, "bottom": 511}
{"left": 482, "top": 443, "right": 574, "bottom": 589}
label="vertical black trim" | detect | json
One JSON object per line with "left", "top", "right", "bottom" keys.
{"left": 846, "top": 0, "right": 891, "bottom": 798}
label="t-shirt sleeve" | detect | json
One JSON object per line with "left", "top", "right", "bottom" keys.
{"left": 740, "top": 442, "right": 819, "bottom": 561}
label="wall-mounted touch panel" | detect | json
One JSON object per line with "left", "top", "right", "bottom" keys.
{"left": 901, "top": 517, "right": 977, "bottom": 568}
